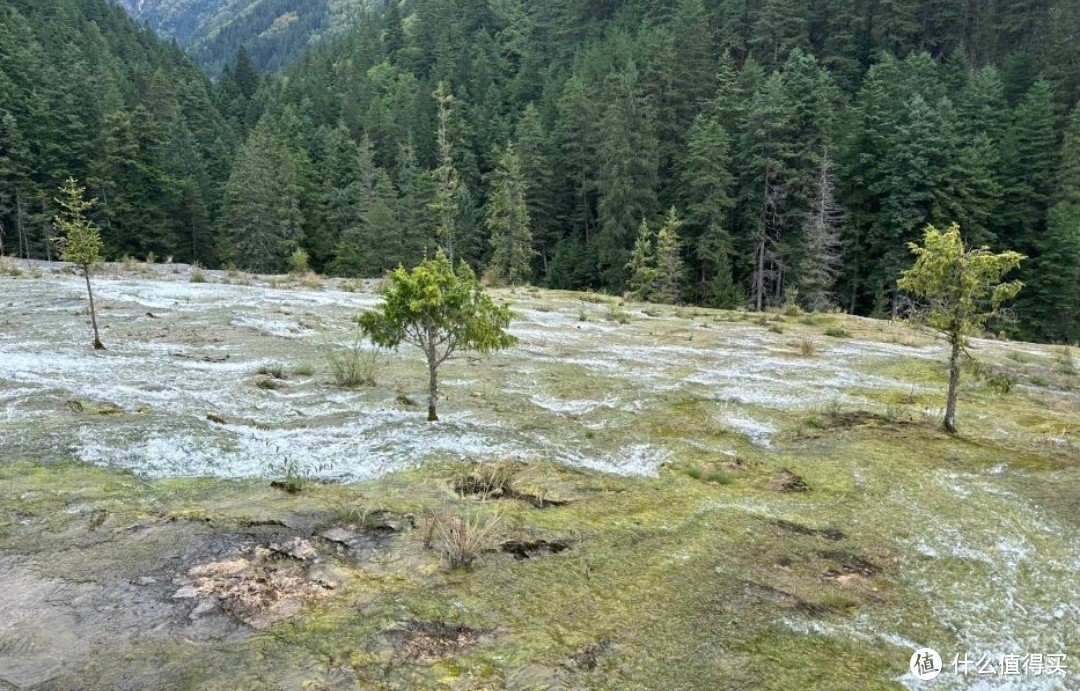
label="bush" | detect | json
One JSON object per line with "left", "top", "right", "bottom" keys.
{"left": 257, "top": 363, "right": 286, "bottom": 379}
{"left": 985, "top": 372, "right": 1017, "bottom": 395}
{"left": 326, "top": 335, "right": 378, "bottom": 388}
{"left": 1053, "top": 348, "right": 1076, "bottom": 376}
{"left": 288, "top": 247, "right": 310, "bottom": 275}
{"left": 428, "top": 507, "right": 502, "bottom": 569}
{"left": 767, "top": 323, "right": 784, "bottom": 334}
{"left": 686, "top": 466, "right": 731, "bottom": 485}
{"left": 782, "top": 288, "right": 802, "bottom": 316}
{"left": 824, "top": 327, "right": 850, "bottom": 338}
{"left": 605, "top": 300, "right": 631, "bottom": 324}
{"left": 292, "top": 364, "right": 316, "bottom": 377}
{"left": 797, "top": 339, "right": 816, "bottom": 356}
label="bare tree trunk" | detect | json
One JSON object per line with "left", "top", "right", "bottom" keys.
{"left": 84, "top": 266, "right": 105, "bottom": 350}
{"left": 16, "top": 192, "right": 28, "bottom": 261}
{"left": 943, "top": 335, "right": 960, "bottom": 434}
{"left": 427, "top": 350, "right": 439, "bottom": 422}
{"left": 753, "top": 164, "right": 770, "bottom": 312}
{"left": 754, "top": 234, "right": 765, "bottom": 311}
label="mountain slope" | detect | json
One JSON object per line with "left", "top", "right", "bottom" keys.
{"left": 115, "top": 0, "right": 370, "bottom": 74}
{"left": 0, "top": 0, "right": 234, "bottom": 265}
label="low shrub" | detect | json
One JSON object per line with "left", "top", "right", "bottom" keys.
{"left": 288, "top": 248, "right": 310, "bottom": 275}
{"left": 1053, "top": 348, "right": 1076, "bottom": 376}
{"left": 326, "top": 335, "right": 378, "bottom": 388}
{"left": 686, "top": 466, "right": 732, "bottom": 485}
{"left": 257, "top": 363, "right": 286, "bottom": 379}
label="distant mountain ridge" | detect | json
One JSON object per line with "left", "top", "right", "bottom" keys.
{"left": 113, "top": 0, "right": 371, "bottom": 75}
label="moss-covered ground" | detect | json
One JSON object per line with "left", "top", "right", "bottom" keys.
{"left": 0, "top": 261, "right": 1076, "bottom": 689}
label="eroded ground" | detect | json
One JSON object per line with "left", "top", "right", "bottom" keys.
{"left": 0, "top": 260, "right": 1077, "bottom": 689}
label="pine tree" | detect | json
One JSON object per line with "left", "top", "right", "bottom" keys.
{"left": 366, "top": 170, "right": 405, "bottom": 274}
{"left": 0, "top": 111, "right": 31, "bottom": 259}
{"left": 626, "top": 219, "right": 658, "bottom": 301}
{"left": 1025, "top": 105, "right": 1080, "bottom": 343}
{"left": 681, "top": 114, "right": 737, "bottom": 306}
{"left": 654, "top": 208, "right": 687, "bottom": 304}
{"left": 1003, "top": 79, "right": 1061, "bottom": 338}
{"left": 799, "top": 150, "right": 843, "bottom": 311}
{"left": 596, "top": 61, "right": 658, "bottom": 290}
{"left": 750, "top": 0, "right": 810, "bottom": 68}
{"left": 331, "top": 135, "right": 380, "bottom": 277}
{"left": 514, "top": 104, "right": 554, "bottom": 272}
{"left": 429, "top": 81, "right": 462, "bottom": 261}
{"left": 396, "top": 137, "right": 436, "bottom": 267}
{"left": 220, "top": 120, "right": 303, "bottom": 273}
{"left": 485, "top": 144, "right": 535, "bottom": 285}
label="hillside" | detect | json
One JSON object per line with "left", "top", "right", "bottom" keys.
{"left": 4, "top": 0, "right": 1079, "bottom": 344}
{"left": 0, "top": 260, "right": 1076, "bottom": 688}
{"left": 114, "top": 0, "right": 368, "bottom": 74}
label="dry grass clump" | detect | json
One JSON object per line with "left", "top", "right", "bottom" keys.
{"left": 427, "top": 507, "right": 502, "bottom": 569}
{"left": 325, "top": 336, "right": 378, "bottom": 388}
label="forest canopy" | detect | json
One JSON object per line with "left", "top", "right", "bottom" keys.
{"left": 1, "top": 0, "right": 1079, "bottom": 343}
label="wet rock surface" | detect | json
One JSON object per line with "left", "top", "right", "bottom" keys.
{"left": 0, "top": 514, "right": 381, "bottom": 688}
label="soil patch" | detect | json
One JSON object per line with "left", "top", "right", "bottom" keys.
{"left": 498, "top": 539, "right": 571, "bottom": 560}
{"left": 817, "top": 550, "right": 880, "bottom": 577}
{"left": 773, "top": 519, "right": 844, "bottom": 541}
{"left": 767, "top": 469, "right": 809, "bottom": 492}
{"left": 385, "top": 621, "right": 489, "bottom": 664}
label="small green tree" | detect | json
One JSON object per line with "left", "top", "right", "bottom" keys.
{"left": 625, "top": 219, "right": 658, "bottom": 301}
{"left": 897, "top": 224, "right": 1024, "bottom": 434}
{"left": 653, "top": 207, "right": 687, "bottom": 304}
{"left": 54, "top": 178, "right": 105, "bottom": 350}
{"left": 358, "top": 251, "right": 515, "bottom": 421}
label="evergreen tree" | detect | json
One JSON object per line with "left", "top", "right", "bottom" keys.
{"left": 626, "top": 219, "right": 658, "bottom": 301}
{"left": 799, "top": 150, "right": 843, "bottom": 311}
{"left": 1002, "top": 79, "right": 1060, "bottom": 338}
{"left": 653, "top": 208, "right": 687, "bottom": 304}
{"left": 396, "top": 137, "right": 436, "bottom": 267}
{"left": 1025, "top": 106, "right": 1080, "bottom": 343}
{"left": 514, "top": 104, "right": 555, "bottom": 272}
{"left": 220, "top": 120, "right": 303, "bottom": 273}
{"left": 330, "top": 135, "right": 380, "bottom": 276}
{"left": 484, "top": 144, "right": 535, "bottom": 285}
{"left": 898, "top": 224, "right": 1024, "bottom": 433}
{"left": 364, "top": 170, "right": 405, "bottom": 275}
{"left": 595, "top": 61, "right": 658, "bottom": 290}
{"left": 681, "top": 114, "right": 737, "bottom": 305}
{"left": 429, "top": 81, "right": 462, "bottom": 260}
{"left": 54, "top": 178, "right": 105, "bottom": 350}
{"left": 359, "top": 251, "right": 516, "bottom": 421}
